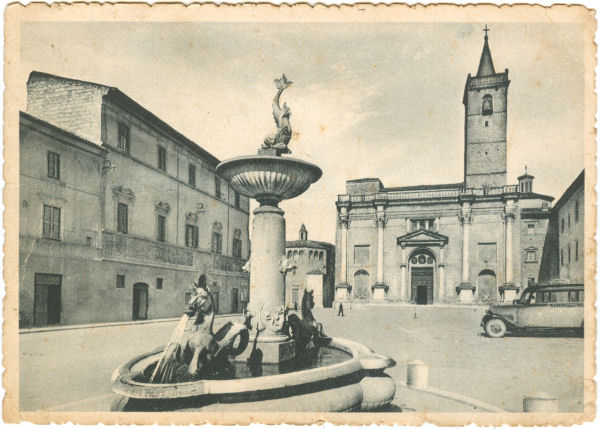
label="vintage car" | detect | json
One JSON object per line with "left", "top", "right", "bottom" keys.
{"left": 481, "top": 283, "right": 584, "bottom": 338}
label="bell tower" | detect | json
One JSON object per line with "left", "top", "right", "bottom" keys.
{"left": 463, "top": 26, "right": 510, "bottom": 188}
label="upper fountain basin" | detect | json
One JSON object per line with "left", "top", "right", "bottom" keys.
{"left": 216, "top": 155, "right": 322, "bottom": 205}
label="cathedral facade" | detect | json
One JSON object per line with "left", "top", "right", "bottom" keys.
{"left": 334, "top": 32, "right": 554, "bottom": 305}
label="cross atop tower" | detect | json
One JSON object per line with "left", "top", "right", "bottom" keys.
{"left": 483, "top": 24, "right": 490, "bottom": 38}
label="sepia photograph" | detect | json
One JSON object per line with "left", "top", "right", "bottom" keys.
{"left": 2, "top": 3, "right": 596, "bottom": 426}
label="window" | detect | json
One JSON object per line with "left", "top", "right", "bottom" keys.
{"left": 319, "top": 251, "right": 324, "bottom": 261}
{"left": 212, "top": 232, "right": 222, "bottom": 254}
{"left": 156, "top": 278, "right": 163, "bottom": 290}
{"left": 233, "top": 238, "right": 242, "bottom": 258}
{"left": 482, "top": 94, "right": 493, "bottom": 116}
{"left": 525, "top": 250, "right": 537, "bottom": 262}
{"left": 185, "top": 224, "right": 199, "bottom": 248}
{"left": 215, "top": 177, "right": 222, "bottom": 199}
{"left": 234, "top": 191, "right": 240, "bottom": 208}
{"left": 354, "top": 245, "right": 370, "bottom": 265}
{"left": 42, "top": 205, "right": 61, "bottom": 240}
{"left": 116, "top": 274, "right": 125, "bottom": 289}
{"left": 118, "top": 123, "right": 130, "bottom": 153}
{"left": 157, "top": 214, "right": 166, "bottom": 242}
{"left": 561, "top": 218, "right": 565, "bottom": 233}
{"left": 568, "top": 290, "right": 582, "bottom": 303}
{"left": 575, "top": 240, "right": 579, "bottom": 261}
{"left": 157, "top": 146, "right": 166, "bottom": 171}
{"left": 527, "top": 224, "right": 535, "bottom": 235}
{"left": 568, "top": 214, "right": 571, "bottom": 230}
{"left": 575, "top": 200, "right": 579, "bottom": 223}
{"left": 411, "top": 219, "right": 434, "bottom": 232}
{"left": 188, "top": 164, "right": 196, "bottom": 187}
{"left": 117, "top": 203, "right": 128, "bottom": 234}
{"left": 47, "top": 151, "right": 60, "bottom": 179}
{"left": 568, "top": 244, "right": 571, "bottom": 263}
{"left": 560, "top": 249, "right": 564, "bottom": 266}
{"left": 485, "top": 120, "right": 489, "bottom": 127}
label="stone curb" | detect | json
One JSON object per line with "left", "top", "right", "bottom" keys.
{"left": 398, "top": 382, "right": 508, "bottom": 413}
{"left": 19, "top": 313, "right": 240, "bottom": 335}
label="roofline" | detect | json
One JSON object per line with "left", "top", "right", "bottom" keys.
{"left": 517, "top": 174, "right": 534, "bottom": 180}
{"left": 384, "top": 182, "right": 465, "bottom": 192}
{"left": 28, "top": 70, "right": 221, "bottom": 168}
{"left": 553, "top": 170, "right": 585, "bottom": 212}
{"left": 346, "top": 178, "right": 383, "bottom": 183}
{"left": 28, "top": 71, "right": 111, "bottom": 91}
{"left": 285, "top": 240, "right": 334, "bottom": 248}
{"left": 20, "top": 111, "right": 108, "bottom": 155}
{"left": 104, "top": 89, "right": 221, "bottom": 167}
{"left": 518, "top": 192, "right": 554, "bottom": 202}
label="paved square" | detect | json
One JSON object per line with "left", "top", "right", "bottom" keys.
{"left": 19, "top": 306, "right": 583, "bottom": 412}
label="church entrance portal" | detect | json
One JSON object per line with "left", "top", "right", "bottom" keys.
{"left": 411, "top": 267, "right": 433, "bottom": 305}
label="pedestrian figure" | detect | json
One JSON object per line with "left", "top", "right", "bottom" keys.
{"left": 337, "top": 301, "right": 344, "bottom": 317}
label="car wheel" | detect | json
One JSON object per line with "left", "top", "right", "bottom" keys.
{"left": 485, "top": 318, "right": 507, "bottom": 338}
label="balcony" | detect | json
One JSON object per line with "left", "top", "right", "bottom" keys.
{"left": 213, "top": 254, "right": 246, "bottom": 272}
{"left": 102, "top": 231, "right": 193, "bottom": 266}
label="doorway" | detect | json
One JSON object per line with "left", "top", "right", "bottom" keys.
{"left": 411, "top": 267, "right": 433, "bottom": 305}
{"left": 477, "top": 270, "right": 497, "bottom": 303}
{"left": 34, "top": 273, "right": 62, "bottom": 326}
{"left": 133, "top": 283, "right": 149, "bottom": 320}
{"left": 231, "top": 288, "right": 239, "bottom": 313}
{"left": 353, "top": 270, "right": 370, "bottom": 299}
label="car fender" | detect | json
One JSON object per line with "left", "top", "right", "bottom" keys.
{"left": 482, "top": 313, "right": 520, "bottom": 330}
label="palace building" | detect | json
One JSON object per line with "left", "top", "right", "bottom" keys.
{"left": 19, "top": 71, "right": 250, "bottom": 327}
{"left": 334, "top": 32, "right": 556, "bottom": 305}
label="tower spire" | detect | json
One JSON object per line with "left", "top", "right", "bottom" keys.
{"left": 476, "top": 25, "right": 496, "bottom": 77}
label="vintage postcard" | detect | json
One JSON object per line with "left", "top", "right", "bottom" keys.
{"left": 3, "top": 2, "right": 597, "bottom": 426}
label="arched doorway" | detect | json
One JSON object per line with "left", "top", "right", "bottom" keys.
{"left": 409, "top": 249, "right": 435, "bottom": 305}
{"left": 353, "top": 270, "right": 370, "bottom": 300}
{"left": 133, "top": 283, "right": 149, "bottom": 320}
{"left": 478, "top": 270, "right": 497, "bottom": 303}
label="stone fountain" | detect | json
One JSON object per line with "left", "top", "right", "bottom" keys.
{"left": 110, "top": 75, "right": 396, "bottom": 412}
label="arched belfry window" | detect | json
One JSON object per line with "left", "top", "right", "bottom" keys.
{"left": 482, "top": 94, "right": 493, "bottom": 116}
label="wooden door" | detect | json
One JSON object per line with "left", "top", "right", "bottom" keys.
{"left": 34, "top": 274, "right": 62, "bottom": 327}
{"left": 411, "top": 267, "right": 433, "bottom": 305}
{"left": 133, "top": 283, "right": 148, "bottom": 320}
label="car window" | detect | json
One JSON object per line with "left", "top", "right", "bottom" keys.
{"left": 529, "top": 292, "right": 536, "bottom": 304}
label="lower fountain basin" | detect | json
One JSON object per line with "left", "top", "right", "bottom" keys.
{"left": 111, "top": 337, "right": 396, "bottom": 412}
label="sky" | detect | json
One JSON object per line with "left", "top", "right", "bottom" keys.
{"left": 19, "top": 22, "right": 586, "bottom": 244}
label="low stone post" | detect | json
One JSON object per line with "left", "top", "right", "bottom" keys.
{"left": 523, "top": 393, "right": 559, "bottom": 412}
{"left": 407, "top": 360, "right": 428, "bottom": 389}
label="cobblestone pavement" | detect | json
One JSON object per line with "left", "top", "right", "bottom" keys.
{"left": 19, "top": 306, "right": 583, "bottom": 412}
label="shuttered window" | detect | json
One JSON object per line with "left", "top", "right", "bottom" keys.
{"left": 117, "top": 203, "right": 128, "bottom": 234}
{"left": 42, "top": 205, "right": 61, "bottom": 240}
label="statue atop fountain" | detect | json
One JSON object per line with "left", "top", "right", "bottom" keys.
{"left": 261, "top": 74, "right": 293, "bottom": 156}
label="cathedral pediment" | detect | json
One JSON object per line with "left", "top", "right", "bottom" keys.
{"left": 397, "top": 229, "right": 449, "bottom": 247}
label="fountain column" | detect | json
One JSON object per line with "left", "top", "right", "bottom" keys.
{"left": 217, "top": 75, "right": 322, "bottom": 364}
{"left": 249, "top": 204, "right": 287, "bottom": 338}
